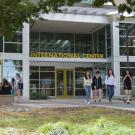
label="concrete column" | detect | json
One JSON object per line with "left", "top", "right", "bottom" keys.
{"left": 113, "top": 61, "right": 120, "bottom": 96}
{"left": 111, "top": 21, "right": 120, "bottom": 96}
{"left": 22, "top": 23, "right": 30, "bottom": 99}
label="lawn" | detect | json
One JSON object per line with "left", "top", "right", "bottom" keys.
{"left": 0, "top": 107, "right": 135, "bottom": 134}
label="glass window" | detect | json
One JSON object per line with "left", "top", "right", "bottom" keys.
{"left": 106, "top": 25, "right": 111, "bottom": 57}
{"left": 107, "top": 48, "right": 111, "bottom": 57}
{"left": 30, "top": 32, "right": 39, "bottom": 43}
{"left": 3, "top": 60, "right": 23, "bottom": 82}
{"left": 4, "top": 32, "right": 22, "bottom": 53}
{"left": 120, "top": 62, "right": 135, "bottom": 67}
{"left": 30, "top": 42, "right": 39, "bottom": 52}
{"left": 120, "top": 37, "right": 135, "bottom": 47}
{"left": 75, "top": 34, "right": 92, "bottom": 53}
{"left": 30, "top": 71, "right": 39, "bottom": 79}
{"left": 93, "top": 27, "right": 106, "bottom": 57}
{"left": 40, "top": 32, "right": 54, "bottom": 42}
{"left": 30, "top": 66, "right": 39, "bottom": 71}
{"left": 4, "top": 43, "right": 22, "bottom": 53}
{"left": 5, "top": 32, "right": 22, "bottom": 43}
{"left": 120, "top": 23, "right": 135, "bottom": 36}
{"left": 30, "top": 26, "right": 108, "bottom": 57}
{"left": 40, "top": 32, "right": 55, "bottom": 52}
{"left": 40, "top": 72, "right": 55, "bottom": 88}
{"left": 0, "top": 37, "right": 3, "bottom": 52}
{"left": 30, "top": 66, "right": 55, "bottom": 98}
{"left": 30, "top": 80, "right": 40, "bottom": 89}
{"left": 3, "top": 66, "right": 22, "bottom": 80}
{"left": 4, "top": 60, "right": 22, "bottom": 66}
{"left": 55, "top": 33, "right": 74, "bottom": 53}
{"left": 120, "top": 23, "right": 135, "bottom": 56}
{"left": 120, "top": 47, "right": 135, "bottom": 56}
{"left": 40, "top": 66, "right": 55, "bottom": 71}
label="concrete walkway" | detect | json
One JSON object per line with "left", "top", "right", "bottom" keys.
{"left": 13, "top": 98, "right": 135, "bottom": 112}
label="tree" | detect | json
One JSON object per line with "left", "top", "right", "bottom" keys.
{"left": 93, "top": 0, "right": 135, "bottom": 19}
{"left": 0, "top": 0, "right": 80, "bottom": 37}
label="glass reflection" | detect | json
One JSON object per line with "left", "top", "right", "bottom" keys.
{"left": 57, "top": 70, "right": 64, "bottom": 96}
{"left": 0, "top": 37, "right": 3, "bottom": 52}
{"left": 30, "top": 26, "right": 108, "bottom": 57}
{"left": 30, "top": 66, "right": 55, "bottom": 97}
{"left": 3, "top": 60, "right": 23, "bottom": 82}
{"left": 66, "top": 70, "right": 73, "bottom": 96}
{"left": 4, "top": 60, "right": 22, "bottom": 66}
{"left": 4, "top": 43, "right": 22, "bottom": 53}
{"left": 40, "top": 72, "right": 55, "bottom": 88}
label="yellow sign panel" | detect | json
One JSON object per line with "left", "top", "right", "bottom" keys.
{"left": 30, "top": 52, "right": 104, "bottom": 59}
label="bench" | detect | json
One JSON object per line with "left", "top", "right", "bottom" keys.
{"left": 0, "top": 95, "right": 14, "bottom": 105}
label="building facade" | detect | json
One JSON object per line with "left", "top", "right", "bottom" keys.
{"left": 0, "top": 1, "right": 135, "bottom": 99}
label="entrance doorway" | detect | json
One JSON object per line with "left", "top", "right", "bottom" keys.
{"left": 56, "top": 69, "right": 74, "bottom": 97}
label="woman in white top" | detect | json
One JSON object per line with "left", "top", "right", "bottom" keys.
{"left": 84, "top": 71, "right": 92, "bottom": 104}
{"left": 105, "top": 69, "right": 116, "bottom": 103}
{"left": 15, "top": 73, "right": 22, "bottom": 103}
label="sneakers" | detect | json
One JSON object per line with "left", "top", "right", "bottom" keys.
{"left": 126, "top": 101, "right": 130, "bottom": 104}
{"left": 85, "top": 100, "right": 87, "bottom": 104}
{"left": 124, "top": 99, "right": 127, "bottom": 103}
{"left": 87, "top": 101, "right": 91, "bottom": 105}
{"left": 109, "top": 100, "right": 112, "bottom": 104}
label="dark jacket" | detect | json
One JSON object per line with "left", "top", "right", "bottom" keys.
{"left": 92, "top": 76, "right": 102, "bottom": 90}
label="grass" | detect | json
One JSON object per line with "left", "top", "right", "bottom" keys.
{"left": 0, "top": 107, "right": 135, "bottom": 134}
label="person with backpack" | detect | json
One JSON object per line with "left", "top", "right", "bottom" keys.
{"left": 105, "top": 69, "right": 116, "bottom": 103}
{"left": 11, "top": 78, "right": 16, "bottom": 95}
{"left": 92, "top": 71, "right": 102, "bottom": 103}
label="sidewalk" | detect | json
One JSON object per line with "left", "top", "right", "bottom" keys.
{"left": 12, "top": 98, "right": 135, "bottom": 112}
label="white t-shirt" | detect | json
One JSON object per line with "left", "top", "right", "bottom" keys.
{"left": 105, "top": 75, "right": 116, "bottom": 85}
{"left": 15, "top": 79, "right": 19, "bottom": 90}
{"left": 84, "top": 77, "right": 92, "bottom": 86}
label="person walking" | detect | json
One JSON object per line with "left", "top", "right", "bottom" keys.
{"left": 11, "top": 78, "right": 16, "bottom": 95}
{"left": 15, "top": 73, "right": 23, "bottom": 103}
{"left": 84, "top": 71, "right": 92, "bottom": 104}
{"left": 105, "top": 69, "right": 116, "bottom": 103}
{"left": 123, "top": 69, "right": 132, "bottom": 104}
{"left": 92, "top": 71, "right": 102, "bottom": 103}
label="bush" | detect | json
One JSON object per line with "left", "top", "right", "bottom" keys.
{"left": 30, "top": 92, "right": 47, "bottom": 100}
{"left": 38, "top": 118, "right": 135, "bottom": 135}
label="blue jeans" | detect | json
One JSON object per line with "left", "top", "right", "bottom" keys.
{"left": 84, "top": 85, "right": 91, "bottom": 102}
{"left": 107, "top": 85, "right": 114, "bottom": 101}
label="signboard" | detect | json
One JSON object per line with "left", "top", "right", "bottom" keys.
{"left": 30, "top": 52, "right": 104, "bottom": 59}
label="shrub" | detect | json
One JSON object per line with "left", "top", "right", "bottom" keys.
{"left": 30, "top": 92, "right": 47, "bottom": 100}
{"left": 38, "top": 118, "right": 135, "bottom": 135}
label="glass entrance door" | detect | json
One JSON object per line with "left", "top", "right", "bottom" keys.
{"left": 56, "top": 69, "right": 74, "bottom": 97}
